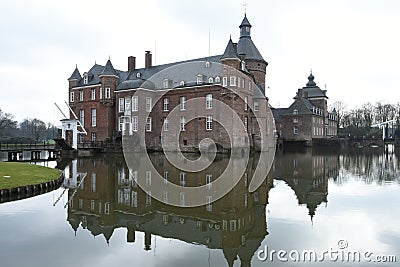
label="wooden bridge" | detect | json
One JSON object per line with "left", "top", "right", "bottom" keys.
{"left": 0, "top": 142, "right": 61, "bottom": 162}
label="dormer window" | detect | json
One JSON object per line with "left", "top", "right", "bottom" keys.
{"left": 205, "top": 61, "right": 211, "bottom": 68}
{"left": 208, "top": 77, "right": 214, "bottom": 83}
{"left": 293, "top": 109, "right": 298, "bottom": 115}
{"left": 136, "top": 72, "right": 141, "bottom": 78}
{"left": 196, "top": 74, "right": 203, "bottom": 85}
{"left": 83, "top": 74, "right": 88, "bottom": 85}
{"left": 163, "top": 79, "right": 170, "bottom": 89}
{"left": 180, "top": 81, "right": 185, "bottom": 86}
{"left": 215, "top": 76, "right": 221, "bottom": 83}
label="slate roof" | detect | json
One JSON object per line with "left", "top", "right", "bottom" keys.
{"left": 221, "top": 38, "right": 239, "bottom": 60}
{"left": 299, "top": 73, "right": 328, "bottom": 99}
{"left": 237, "top": 15, "right": 266, "bottom": 63}
{"left": 283, "top": 98, "right": 315, "bottom": 115}
{"left": 68, "top": 67, "right": 81, "bottom": 80}
{"left": 271, "top": 108, "right": 287, "bottom": 123}
{"left": 253, "top": 85, "right": 266, "bottom": 99}
{"left": 100, "top": 59, "right": 118, "bottom": 76}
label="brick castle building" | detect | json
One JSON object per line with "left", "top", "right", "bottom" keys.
{"left": 67, "top": 14, "right": 273, "bottom": 151}
{"left": 272, "top": 73, "right": 338, "bottom": 145}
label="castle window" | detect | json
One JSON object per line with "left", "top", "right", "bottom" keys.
{"left": 91, "top": 132, "right": 96, "bottom": 142}
{"left": 206, "top": 94, "right": 212, "bottom": 109}
{"left": 208, "top": 77, "right": 214, "bottom": 83}
{"left": 197, "top": 74, "right": 203, "bottom": 85}
{"left": 132, "top": 96, "right": 138, "bottom": 111}
{"left": 163, "top": 79, "right": 169, "bottom": 89}
{"left": 254, "top": 102, "right": 259, "bottom": 111}
{"left": 91, "top": 109, "right": 96, "bottom": 127}
{"left": 79, "top": 91, "right": 84, "bottom": 102}
{"left": 206, "top": 174, "right": 212, "bottom": 190}
{"left": 136, "top": 72, "right": 141, "bottom": 78}
{"left": 244, "top": 116, "right": 248, "bottom": 132}
{"left": 180, "top": 116, "right": 186, "bottom": 131}
{"left": 70, "top": 92, "right": 74, "bottom": 102}
{"left": 83, "top": 74, "right": 88, "bottom": 85}
{"left": 119, "top": 117, "right": 124, "bottom": 131}
{"left": 91, "top": 89, "right": 96, "bottom": 100}
{"left": 223, "top": 77, "right": 228, "bottom": 87}
{"left": 125, "top": 97, "right": 131, "bottom": 111}
{"left": 163, "top": 98, "right": 169, "bottom": 111}
{"left": 248, "top": 80, "right": 252, "bottom": 90}
{"left": 105, "top": 87, "right": 111, "bottom": 99}
{"left": 294, "top": 126, "right": 299, "bottom": 135}
{"left": 146, "top": 97, "right": 152, "bottom": 112}
{"left": 293, "top": 118, "right": 298, "bottom": 123}
{"left": 132, "top": 116, "right": 138, "bottom": 132}
{"left": 242, "top": 78, "right": 245, "bottom": 88}
{"left": 215, "top": 76, "right": 221, "bottom": 83}
{"left": 180, "top": 81, "right": 185, "bottom": 86}
{"left": 180, "top": 173, "right": 186, "bottom": 186}
{"left": 205, "top": 61, "right": 211, "bottom": 68}
{"left": 119, "top": 98, "right": 125, "bottom": 112}
{"left": 180, "top": 96, "right": 186, "bottom": 111}
{"left": 163, "top": 117, "right": 169, "bottom": 131}
{"left": 146, "top": 117, "right": 152, "bottom": 132}
{"left": 206, "top": 115, "right": 212, "bottom": 131}
{"left": 206, "top": 196, "right": 212, "bottom": 212}
{"left": 229, "top": 76, "right": 236, "bottom": 86}
{"left": 79, "top": 109, "right": 85, "bottom": 127}
{"left": 293, "top": 109, "right": 298, "bottom": 115}
{"left": 244, "top": 96, "right": 248, "bottom": 111}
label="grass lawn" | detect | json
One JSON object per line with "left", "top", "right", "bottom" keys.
{"left": 0, "top": 162, "right": 61, "bottom": 190}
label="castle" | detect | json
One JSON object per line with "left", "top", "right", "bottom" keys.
{"left": 67, "top": 14, "right": 337, "bottom": 150}
{"left": 67, "top": 14, "right": 271, "bottom": 151}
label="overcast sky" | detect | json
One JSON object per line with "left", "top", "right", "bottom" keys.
{"left": 1, "top": 0, "right": 399, "bottom": 124}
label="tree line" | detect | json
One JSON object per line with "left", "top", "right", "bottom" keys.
{"left": 0, "top": 108, "right": 58, "bottom": 143}
{"left": 330, "top": 101, "right": 400, "bottom": 138}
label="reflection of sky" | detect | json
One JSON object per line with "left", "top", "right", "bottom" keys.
{"left": 0, "top": 170, "right": 399, "bottom": 266}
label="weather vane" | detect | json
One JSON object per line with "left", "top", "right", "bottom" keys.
{"left": 243, "top": 0, "right": 247, "bottom": 15}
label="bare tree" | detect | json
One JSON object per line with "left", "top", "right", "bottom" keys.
{"left": 0, "top": 108, "right": 17, "bottom": 137}
{"left": 330, "top": 101, "right": 347, "bottom": 128}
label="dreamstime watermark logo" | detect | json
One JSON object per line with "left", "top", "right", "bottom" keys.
{"left": 121, "top": 61, "right": 276, "bottom": 207}
{"left": 257, "top": 240, "right": 397, "bottom": 263}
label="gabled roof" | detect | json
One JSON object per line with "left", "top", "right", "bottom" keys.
{"left": 100, "top": 59, "right": 119, "bottom": 76}
{"left": 68, "top": 67, "right": 81, "bottom": 80}
{"left": 221, "top": 38, "right": 239, "bottom": 60}
{"left": 283, "top": 98, "right": 314, "bottom": 115}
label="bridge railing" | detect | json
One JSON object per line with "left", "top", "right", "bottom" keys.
{"left": 0, "top": 141, "right": 56, "bottom": 151}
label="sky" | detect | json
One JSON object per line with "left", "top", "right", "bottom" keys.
{"left": 1, "top": 0, "right": 399, "bottom": 124}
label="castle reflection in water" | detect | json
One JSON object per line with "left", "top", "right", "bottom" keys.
{"left": 62, "top": 148, "right": 399, "bottom": 267}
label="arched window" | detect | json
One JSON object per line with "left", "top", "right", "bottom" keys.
{"left": 215, "top": 76, "right": 221, "bottom": 83}
{"left": 205, "top": 61, "right": 211, "bottom": 68}
{"left": 136, "top": 72, "right": 141, "bottom": 78}
{"left": 293, "top": 109, "right": 298, "bottom": 115}
{"left": 180, "top": 81, "right": 185, "bottom": 86}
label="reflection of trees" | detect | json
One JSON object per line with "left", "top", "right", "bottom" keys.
{"left": 337, "top": 149, "right": 400, "bottom": 184}
{"left": 64, "top": 153, "right": 273, "bottom": 267}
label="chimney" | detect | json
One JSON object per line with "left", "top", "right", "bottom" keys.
{"left": 145, "top": 51, "right": 152, "bottom": 68}
{"left": 128, "top": 56, "right": 136, "bottom": 72}
{"left": 144, "top": 232, "right": 151, "bottom": 251}
{"left": 297, "top": 88, "right": 303, "bottom": 98}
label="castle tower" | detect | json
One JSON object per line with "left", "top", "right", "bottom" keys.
{"left": 237, "top": 15, "right": 268, "bottom": 94}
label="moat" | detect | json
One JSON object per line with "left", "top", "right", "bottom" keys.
{"left": 0, "top": 148, "right": 399, "bottom": 267}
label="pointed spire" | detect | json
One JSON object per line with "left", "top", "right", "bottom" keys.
{"left": 100, "top": 59, "right": 118, "bottom": 77}
{"left": 221, "top": 37, "right": 239, "bottom": 60}
{"left": 239, "top": 14, "right": 252, "bottom": 38}
{"left": 68, "top": 65, "right": 81, "bottom": 80}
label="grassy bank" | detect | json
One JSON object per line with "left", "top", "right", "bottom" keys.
{"left": 0, "top": 162, "right": 61, "bottom": 190}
